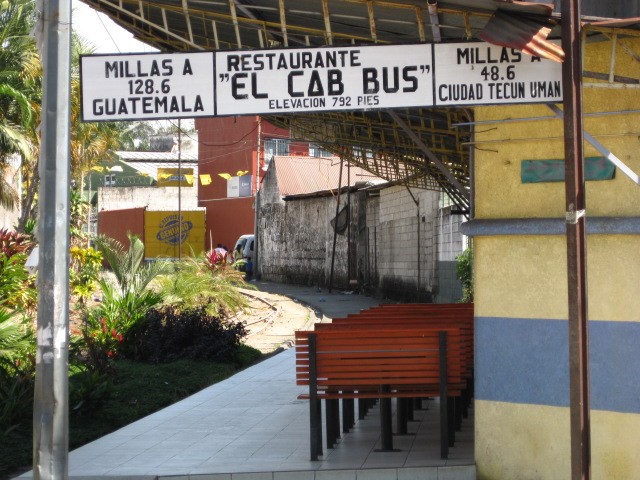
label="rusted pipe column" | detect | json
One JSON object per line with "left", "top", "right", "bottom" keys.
{"left": 561, "top": 0, "right": 591, "bottom": 478}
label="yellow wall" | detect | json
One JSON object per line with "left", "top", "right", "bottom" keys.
{"left": 473, "top": 37, "right": 640, "bottom": 479}
{"left": 144, "top": 210, "right": 206, "bottom": 258}
{"left": 476, "top": 401, "right": 640, "bottom": 480}
{"left": 476, "top": 234, "right": 640, "bottom": 322}
{"left": 474, "top": 37, "right": 640, "bottom": 219}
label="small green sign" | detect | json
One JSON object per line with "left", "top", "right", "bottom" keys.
{"left": 522, "top": 157, "right": 615, "bottom": 183}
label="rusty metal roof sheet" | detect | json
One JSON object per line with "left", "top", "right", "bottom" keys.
{"left": 584, "top": 17, "right": 640, "bottom": 28}
{"left": 479, "top": 9, "right": 564, "bottom": 61}
{"left": 273, "top": 156, "right": 383, "bottom": 197}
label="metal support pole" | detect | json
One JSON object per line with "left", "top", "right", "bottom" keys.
{"left": 308, "top": 334, "right": 320, "bottom": 460}
{"left": 178, "top": 119, "right": 182, "bottom": 260}
{"left": 33, "top": 1, "right": 72, "bottom": 478}
{"left": 347, "top": 160, "right": 351, "bottom": 285}
{"left": 379, "top": 386, "right": 394, "bottom": 451}
{"left": 328, "top": 158, "right": 344, "bottom": 292}
{"left": 561, "top": 1, "right": 591, "bottom": 479}
{"left": 439, "top": 331, "right": 449, "bottom": 459}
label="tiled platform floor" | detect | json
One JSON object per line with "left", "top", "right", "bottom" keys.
{"left": 19, "top": 348, "right": 474, "bottom": 480}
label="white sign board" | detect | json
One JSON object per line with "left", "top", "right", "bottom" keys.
{"left": 215, "top": 44, "right": 433, "bottom": 115}
{"left": 433, "top": 42, "right": 562, "bottom": 106}
{"left": 80, "top": 42, "right": 563, "bottom": 121}
{"left": 81, "top": 52, "right": 215, "bottom": 121}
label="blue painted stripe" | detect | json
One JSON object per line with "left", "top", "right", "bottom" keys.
{"left": 476, "top": 317, "right": 640, "bottom": 414}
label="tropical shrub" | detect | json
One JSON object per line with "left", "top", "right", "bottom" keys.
{"left": 69, "top": 369, "right": 112, "bottom": 416}
{"left": 456, "top": 245, "right": 473, "bottom": 303}
{"left": 69, "top": 245, "right": 103, "bottom": 305}
{"left": 81, "top": 281, "right": 163, "bottom": 374}
{"left": 69, "top": 188, "right": 90, "bottom": 247}
{"left": 94, "top": 233, "right": 168, "bottom": 296}
{"left": 0, "top": 252, "right": 36, "bottom": 311}
{"left": 0, "top": 308, "right": 35, "bottom": 434}
{"left": 157, "top": 254, "right": 250, "bottom": 317}
{"left": 0, "top": 228, "right": 34, "bottom": 258}
{"left": 121, "top": 305, "right": 247, "bottom": 364}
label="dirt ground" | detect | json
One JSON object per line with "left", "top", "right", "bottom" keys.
{"left": 231, "top": 288, "right": 319, "bottom": 353}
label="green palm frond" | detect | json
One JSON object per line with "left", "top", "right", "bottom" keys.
{"left": 94, "top": 234, "right": 169, "bottom": 296}
{"left": 0, "top": 308, "right": 32, "bottom": 367}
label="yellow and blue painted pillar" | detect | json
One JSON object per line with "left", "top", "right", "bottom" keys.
{"left": 463, "top": 39, "right": 640, "bottom": 479}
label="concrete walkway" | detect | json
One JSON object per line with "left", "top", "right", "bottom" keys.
{"left": 18, "top": 282, "right": 475, "bottom": 480}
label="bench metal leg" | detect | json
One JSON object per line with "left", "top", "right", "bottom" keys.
{"left": 396, "top": 398, "right": 408, "bottom": 435}
{"left": 342, "top": 397, "right": 354, "bottom": 433}
{"left": 379, "top": 386, "right": 394, "bottom": 451}
{"left": 439, "top": 331, "right": 449, "bottom": 460}
{"left": 316, "top": 400, "right": 323, "bottom": 456}
{"left": 309, "top": 334, "right": 321, "bottom": 460}
{"left": 358, "top": 398, "right": 367, "bottom": 419}
{"left": 448, "top": 396, "right": 456, "bottom": 447}
{"left": 326, "top": 399, "right": 339, "bottom": 449}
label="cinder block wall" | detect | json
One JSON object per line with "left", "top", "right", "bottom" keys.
{"left": 435, "top": 205, "right": 465, "bottom": 303}
{"left": 366, "top": 185, "right": 463, "bottom": 302}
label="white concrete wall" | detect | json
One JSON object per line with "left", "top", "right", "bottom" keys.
{"left": 258, "top": 174, "right": 465, "bottom": 301}
{"left": 98, "top": 186, "right": 201, "bottom": 212}
{"left": 366, "top": 185, "right": 440, "bottom": 301}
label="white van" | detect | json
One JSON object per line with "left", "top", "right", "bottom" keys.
{"left": 233, "top": 234, "right": 254, "bottom": 261}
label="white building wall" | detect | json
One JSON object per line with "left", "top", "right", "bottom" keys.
{"left": 435, "top": 205, "right": 466, "bottom": 303}
{"left": 98, "top": 186, "right": 201, "bottom": 212}
{"left": 258, "top": 172, "right": 466, "bottom": 302}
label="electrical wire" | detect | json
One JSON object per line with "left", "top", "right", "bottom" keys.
{"left": 95, "top": 10, "right": 120, "bottom": 53}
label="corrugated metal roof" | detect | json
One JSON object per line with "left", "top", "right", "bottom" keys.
{"left": 585, "top": 17, "right": 640, "bottom": 28}
{"left": 114, "top": 151, "right": 198, "bottom": 162}
{"left": 273, "top": 156, "right": 383, "bottom": 197}
{"left": 81, "top": 0, "right": 568, "bottom": 52}
{"left": 82, "top": 0, "right": 640, "bottom": 212}
{"left": 479, "top": 9, "right": 564, "bottom": 62}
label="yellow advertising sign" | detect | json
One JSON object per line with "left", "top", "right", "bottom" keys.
{"left": 144, "top": 210, "right": 205, "bottom": 259}
{"left": 157, "top": 168, "right": 194, "bottom": 187}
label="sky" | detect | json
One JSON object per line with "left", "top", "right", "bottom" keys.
{"left": 71, "top": 0, "right": 156, "bottom": 54}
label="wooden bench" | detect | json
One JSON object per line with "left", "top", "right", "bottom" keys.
{"left": 316, "top": 316, "right": 472, "bottom": 439}
{"left": 295, "top": 326, "right": 463, "bottom": 460}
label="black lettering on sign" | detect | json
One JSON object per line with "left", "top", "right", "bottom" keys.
{"left": 327, "top": 69, "right": 344, "bottom": 96}
{"left": 362, "top": 68, "right": 379, "bottom": 94}
{"left": 457, "top": 47, "right": 523, "bottom": 64}
{"left": 92, "top": 95, "right": 204, "bottom": 116}
{"left": 403, "top": 66, "right": 418, "bottom": 93}
{"left": 230, "top": 72, "right": 267, "bottom": 99}
{"left": 104, "top": 59, "right": 173, "bottom": 78}
{"left": 438, "top": 83, "right": 483, "bottom": 102}
{"left": 288, "top": 71, "right": 304, "bottom": 97}
{"left": 488, "top": 81, "right": 526, "bottom": 100}
{"left": 307, "top": 70, "right": 324, "bottom": 96}
{"left": 227, "top": 55, "right": 240, "bottom": 71}
{"left": 362, "top": 67, "right": 419, "bottom": 94}
{"left": 232, "top": 73, "right": 248, "bottom": 99}
{"left": 182, "top": 59, "right": 193, "bottom": 75}
{"left": 251, "top": 73, "right": 268, "bottom": 99}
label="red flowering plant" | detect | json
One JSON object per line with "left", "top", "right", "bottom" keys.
{"left": 81, "top": 281, "right": 163, "bottom": 374}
